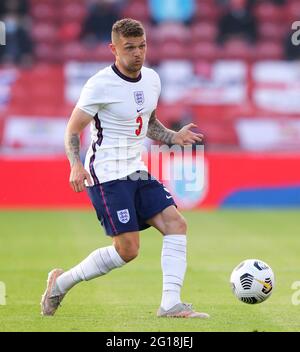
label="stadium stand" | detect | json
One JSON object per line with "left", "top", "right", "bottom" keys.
{"left": 0, "top": 0, "right": 300, "bottom": 152}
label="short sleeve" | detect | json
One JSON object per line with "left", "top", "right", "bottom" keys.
{"left": 76, "top": 75, "right": 106, "bottom": 116}
{"left": 153, "top": 71, "right": 161, "bottom": 109}
{"left": 155, "top": 71, "right": 161, "bottom": 98}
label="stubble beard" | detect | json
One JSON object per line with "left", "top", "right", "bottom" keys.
{"left": 127, "top": 61, "right": 143, "bottom": 73}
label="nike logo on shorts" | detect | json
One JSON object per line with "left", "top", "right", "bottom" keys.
{"left": 137, "top": 108, "right": 144, "bottom": 113}
{"left": 166, "top": 195, "right": 172, "bottom": 199}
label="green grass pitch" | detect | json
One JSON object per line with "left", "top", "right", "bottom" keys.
{"left": 0, "top": 209, "right": 299, "bottom": 332}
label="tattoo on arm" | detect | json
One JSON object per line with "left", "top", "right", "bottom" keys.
{"left": 147, "top": 111, "right": 175, "bottom": 144}
{"left": 65, "top": 133, "right": 81, "bottom": 166}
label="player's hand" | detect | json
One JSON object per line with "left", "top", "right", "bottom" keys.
{"left": 172, "top": 123, "right": 203, "bottom": 146}
{"left": 69, "top": 161, "right": 92, "bottom": 193}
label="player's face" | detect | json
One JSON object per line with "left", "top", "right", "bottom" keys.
{"left": 111, "top": 35, "right": 147, "bottom": 77}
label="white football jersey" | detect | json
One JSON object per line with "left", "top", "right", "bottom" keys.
{"left": 76, "top": 64, "right": 161, "bottom": 184}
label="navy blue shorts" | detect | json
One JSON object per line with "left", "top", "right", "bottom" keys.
{"left": 86, "top": 171, "right": 176, "bottom": 236}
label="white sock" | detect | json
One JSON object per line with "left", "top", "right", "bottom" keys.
{"left": 161, "top": 234, "right": 187, "bottom": 310}
{"left": 55, "top": 245, "right": 126, "bottom": 294}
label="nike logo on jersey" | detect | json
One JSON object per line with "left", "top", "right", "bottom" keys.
{"left": 166, "top": 195, "right": 173, "bottom": 199}
{"left": 137, "top": 107, "right": 144, "bottom": 113}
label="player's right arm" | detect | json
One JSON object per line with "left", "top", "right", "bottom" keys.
{"left": 65, "top": 107, "right": 93, "bottom": 193}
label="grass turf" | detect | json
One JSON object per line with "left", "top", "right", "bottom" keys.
{"left": 0, "top": 210, "right": 299, "bottom": 332}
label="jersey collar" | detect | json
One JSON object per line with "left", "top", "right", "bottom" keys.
{"left": 111, "top": 63, "right": 142, "bottom": 83}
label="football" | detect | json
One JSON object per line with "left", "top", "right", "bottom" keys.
{"left": 230, "top": 259, "right": 275, "bottom": 304}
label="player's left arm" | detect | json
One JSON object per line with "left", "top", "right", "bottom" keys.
{"left": 147, "top": 110, "right": 203, "bottom": 146}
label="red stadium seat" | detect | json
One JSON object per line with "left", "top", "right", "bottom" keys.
{"left": 221, "top": 39, "right": 253, "bottom": 61}
{"left": 31, "top": 80, "right": 62, "bottom": 97}
{"left": 200, "top": 121, "right": 239, "bottom": 147}
{"left": 191, "top": 22, "right": 218, "bottom": 43}
{"left": 159, "top": 42, "right": 189, "bottom": 61}
{"left": 31, "top": 22, "right": 58, "bottom": 44}
{"left": 254, "top": 2, "right": 284, "bottom": 23}
{"left": 254, "top": 41, "right": 284, "bottom": 61}
{"left": 285, "top": 1, "right": 300, "bottom": 22}
{"left": 92, "top": 44, "right": 115, "bottom": 62}
{"left": 191, "top": 41, "right": 220, "bottom": 62}
{"left": 156, "top": 103, "right": 188, "bottom": 125}
{"left": 59, "top": 104, "right": 74, "bottom": 117}
{"left": 59, "top": 3, "right": 87, "bottom": 22}
{"left": 61, "top": 42, "right": 113, "bottom": 62}
{"left": 31, "top": 3, "right": 58, "bottom": 21}
{"left": 61, "top": 42, "right": 89, "bottom": 61}
{"left": 29, "top": 0, "right": 57, "bottom": 7}
{"left": 58, "top": 22, "right": 81, "bottom": 42}
{"left": 34, "top": 43, "right": 60, "bottom": 62}
{"left": 55, "top": 0, "right": 84, "bottom": 4}
{"left": 122, "top": 1, "right": 150, "bottom": 22}
{"left": 29, "top": 64, "right": 63, "bottom": 82}
{"left": 257, "top": 22, "right": 288, "bottom": 42}
{"left": 193, "top": 60, "right": 213, "bottom": 78}
{"left": 152, "top": 23, "right": 190, "bottom": 43}
{"left": 194, "top": 1, "right": 220, "bottom": 22}
{"left": 145, "top": 43, "right": 160, "bottom": 64}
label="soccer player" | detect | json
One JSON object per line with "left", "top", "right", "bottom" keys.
{"left": 41, "top": 18, "right": 209, "bottom": 319}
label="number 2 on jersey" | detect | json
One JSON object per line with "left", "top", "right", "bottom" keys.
{"left": 135, "top": 116, "right": 143, "bottom": 136}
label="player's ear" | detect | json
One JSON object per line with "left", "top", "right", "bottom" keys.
{"left": 109, "top": 43, "right": 117, "bottom": 57}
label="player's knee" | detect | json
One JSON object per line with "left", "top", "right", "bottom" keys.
{"left": 116, "top": 242, "right": 139, "bottom": 263}
{"left": 120, "top": 248, "right": 139, "bottom": 262}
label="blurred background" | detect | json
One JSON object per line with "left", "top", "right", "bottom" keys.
{"left": 0, "top": 0, "right": 300, "bottom": 209}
